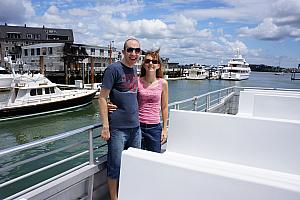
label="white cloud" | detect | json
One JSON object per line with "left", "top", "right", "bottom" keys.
{"left": 41, "top": 5, "right": 70, "bottom": 24}
{"left": 238, "top": 18, "right": 287, "bottom": 40}
{"left": 0, "top": 0, "right": 34, "bottom": 23}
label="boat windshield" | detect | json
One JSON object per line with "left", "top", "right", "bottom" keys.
{"left": 0, "top": 68, "right": 10, "bottom": 74}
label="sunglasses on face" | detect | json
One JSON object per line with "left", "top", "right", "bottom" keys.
{"left": 126, "top": 47, "right": 141, "bottom": 53}
{"left": 144, "top": 59, "right": 159, "bottom": 64}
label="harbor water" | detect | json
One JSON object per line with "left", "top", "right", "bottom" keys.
{"left": 1, "top": 72, "right": 300, "bottom": 150}
{"left": 0, "top": 72, "right": 300, "bottom": 198}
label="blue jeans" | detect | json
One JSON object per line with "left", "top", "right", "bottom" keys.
{"left": 107, "top": 127, "right": 141, "bottom": 179}
{"left": 141, "top": 123, "right": 162, "bottom": 153}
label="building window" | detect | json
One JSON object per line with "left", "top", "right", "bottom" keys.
{"left": 42, "top": 47, "right": 47, "bottom": 55}
{"left": 24, "top": 49, "right": 28, "bottom": 56}
{"left": 100, "top": 49, "right": 104, "bottom": 56}
{"left": 31, "top": 49, "right": 35, "bottom": 56}
{"left": 7, "top": 32, "right": 21, "bottom": 39}
{"left": 37, "top": 48, "right": 40, "bottom": 55}
{"left": 26, "top": 34, "right": 33, "bottom": 39}
{"left": 34, "top": 34, "right": 41, "bottom": 40}
{"left": 91, "top": 48, "right": 95, "bottom": 55}
{"left": 47, "top": 34, "right": 69, "bottom": 40}
{"left": 48, "top": 47, "right": 53, "bottom": 55}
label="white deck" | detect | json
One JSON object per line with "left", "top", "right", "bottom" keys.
{"left": 119, "top": 89, "right": 300, "bottom": 200}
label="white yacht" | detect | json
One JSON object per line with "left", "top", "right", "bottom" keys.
{"left": 0, "top": 58, "right": 97, "bottom": 121}
{"left": 186, "top": 64, "right": 207, "bottom": 80}
{"left": 221, "top": 49, "right": 251, "bottom": 80}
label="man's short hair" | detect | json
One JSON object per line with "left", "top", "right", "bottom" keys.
{"left": 123, "top": 38, "right": 140, "bottom": 50}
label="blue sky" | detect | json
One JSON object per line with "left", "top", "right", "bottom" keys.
{"left": 1, "top": 0, "right": 300, "bottom": 67}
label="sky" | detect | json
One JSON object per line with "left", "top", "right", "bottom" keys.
{"left": 1, "top": 0, "right": 300, "bottom": 67}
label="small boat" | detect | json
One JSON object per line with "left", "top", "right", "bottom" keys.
{"left": 0, "top": 58, "right": 97, "bottom": 121}
{"left": 221, "top": 49, "right": 251, "bottom": 80}
{"left": 186, "top": 64, "right": 207, "bottom": 80}
{"left": 0, "top": 66, "right": 15, "bottom": 88}
{"left": 274, "top": 72, "right": 284, "bottom": 75}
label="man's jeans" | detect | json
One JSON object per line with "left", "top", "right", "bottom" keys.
{"left": 107, "top": 127, "right": 141, "bottom": 179}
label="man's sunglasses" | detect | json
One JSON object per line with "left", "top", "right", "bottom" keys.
{"left": 144, "top": 59, "right": 159, "bottom": 64}
{"left": 126, "top": 47, "right": 141, "bottom": 53}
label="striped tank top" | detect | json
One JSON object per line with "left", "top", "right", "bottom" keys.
{"left": 138, "top": 77, "right": 163, "bottom": 124}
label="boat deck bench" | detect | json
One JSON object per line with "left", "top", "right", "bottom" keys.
{"left": 238, "top": 89, "right": 300, "bottom": 121}
{"left": 118, "top": 109, "right": 300, "bottom": 200}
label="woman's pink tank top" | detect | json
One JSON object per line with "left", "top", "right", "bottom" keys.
{"left": 138, "top": 77, "right": 163, "bottom": 124}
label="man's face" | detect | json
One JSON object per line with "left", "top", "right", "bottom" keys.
{"left": 122, "top": 40, "right": 141, "bottom": 67}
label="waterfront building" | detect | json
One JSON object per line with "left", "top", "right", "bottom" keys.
{"left": 21, "top": 43, "right": 120, "bottom": 84}
{"left": 0, "top": 23, "right": 73, "bottom": 66}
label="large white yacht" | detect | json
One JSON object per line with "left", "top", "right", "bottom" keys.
{"left": 221, "top": 49, "right": 251, "bottom": 80}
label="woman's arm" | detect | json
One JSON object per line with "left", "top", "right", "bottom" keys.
{"left": 161, "top": 79, "right": 169, "bottom": 144}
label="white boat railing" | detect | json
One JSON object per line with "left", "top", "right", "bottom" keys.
{"left": 0, "top": 123, "right": 105, "bottom": 200}
{"left": 169, "top": 86, "right": 237, "bottom": 113}
{"left": 168, "top": 86, "right": 300, "bottom": 113}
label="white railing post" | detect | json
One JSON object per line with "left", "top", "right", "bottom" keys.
{"left": 88, "top": 129, "right": 94, "bottom": 165}
{"left": 205, "top": 94, "right": 210, "bottom": 112}
{"left": 88, "top": 129, "right": 94, "bottom": 200}
{"left": 193, "top": 97, "right": 197, "bottom": 111}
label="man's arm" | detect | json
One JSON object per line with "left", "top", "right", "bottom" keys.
{"left": 98, "top": 88, "right": 111, "bottom": 141}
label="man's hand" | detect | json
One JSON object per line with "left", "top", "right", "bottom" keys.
{"left": 107, "top": 102, "right": 118, "bottom": 113}
{"left": 101, "top": 126, "right": 110, "bottom": 141}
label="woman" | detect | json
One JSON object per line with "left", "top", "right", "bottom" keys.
{"left": 138, "top": 49, "right": 168, "bottom": 152}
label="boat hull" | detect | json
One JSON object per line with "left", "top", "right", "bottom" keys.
{"left": 0, "top": 91, "right": 96, "bottom": 121}
{"left": 221, "top": 73, "right": 250, "bottom": 81}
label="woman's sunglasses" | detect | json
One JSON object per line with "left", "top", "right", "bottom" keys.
{"left": 126, "top": 47, "right": 141, "bottom": 53}
{"left": 144, "top": 59, "right": 159, "bottom": 64}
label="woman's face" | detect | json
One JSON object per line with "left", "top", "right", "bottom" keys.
{"left": 143, "top": 55, "right": 160, "bottom": 73}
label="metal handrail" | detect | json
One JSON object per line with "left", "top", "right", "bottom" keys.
{"left": 168, "top": 86, "right": 236, "bottom": 111}
{"left": 0, "top": 123, "right": 102, "bottom": 157}
{"left": 0, "top": 123, "right": 103, "bottom": 200}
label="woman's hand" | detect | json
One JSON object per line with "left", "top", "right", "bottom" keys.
{"left": 161, "top": 129, "right": 168, "bottom": 144}
{"left": 107, "top": 102, "right": 118, "bottom": 113}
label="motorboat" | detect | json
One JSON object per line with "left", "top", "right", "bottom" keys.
{"left": 221, "top": 49, "right": 251, "bottom": 80}
{"left": 186, "top": 64, "right": 207, "bottom": 80}
{"left": 0, "top": 58, "right": 97, "bottom": 121}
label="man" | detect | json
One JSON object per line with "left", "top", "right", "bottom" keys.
{"left": 98, "top": 38, "right": 142, "bottom": 200}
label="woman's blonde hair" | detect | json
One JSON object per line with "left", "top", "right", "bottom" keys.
{"left": 140, "top": 48, "right": 164, "bottom": 78}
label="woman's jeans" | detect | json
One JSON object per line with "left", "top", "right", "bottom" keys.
{"left": 140, "top": 123, "right": 162, "bottom": 153}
